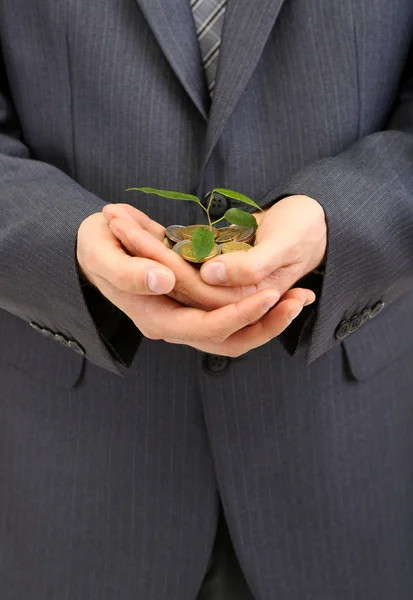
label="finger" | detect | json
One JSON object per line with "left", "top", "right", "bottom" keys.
{"left": 168, "top": 289, "right": 209, "bottom": 310}
{"left": 109, "top": 219, "right": 143, "bottom": 257}
{"left": 167, "top": 285, "right": 314, "bottom": 314}
{"left": 282, "top": 287, "right": 316, "bottom": 306}
{"left": 113, "top": 220, "right": 263, "bottom": 309}
{"left": 248, "top": 285, "right": 315, "bottom": 324}
{"left": 108, "top": 218, "right": 224, "bottom": 307}
{"left": 110, "top": 218, "right": 210, "bottom": 308}
{"left": 110, "top": 217, "right": 200, "bottom": 278}
{"left": 200, "top": 239, "right": 290, "bottom": 287}
{"left": 115, "top": 220, "right": 317, "bottom": 312}
{"left": 139, "top": 289, "right": 281, "bottom": 344}
{"left": 90, "top": 273, "right": 181, "bottom": 325}
{"left": 93, "top": 277, "right": 312, "bottom": 357}
{"left": 102, "top": 203, "right": 166, "bottom": 240}
{"left": 214, "top": 290, "right": 309, "bottom": 356}
{"left": 86, "top": 230, "right": 176, "bottom": 295}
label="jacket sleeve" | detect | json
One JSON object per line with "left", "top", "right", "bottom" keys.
{"left": 0, "top": 57, "right": 140, "bottom": 374}
{"left": 262, "top": 42, "right": 413, "bottom": 364}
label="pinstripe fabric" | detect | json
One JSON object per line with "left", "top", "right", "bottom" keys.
{"left": 190, "top": 0, "right": 226, "bottom": 95}
{"left": 0, "top": 334, "right": 218, "bottom": 600}
{"left": 0, "top": 0, "right": 413, "bottom": 598}
{"left": 200, "top": 306, "right": 413, "bottom": 599}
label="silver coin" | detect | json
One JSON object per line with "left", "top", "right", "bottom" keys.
{"left": 229, "top": 226, "right": 255, "bottom": 243}
{"left": 165, "top": 225, "right": 185, "bottom": 243}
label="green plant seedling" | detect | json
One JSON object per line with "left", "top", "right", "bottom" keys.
{"left": 126, "top": 187, "right": 263, "bottom": 261}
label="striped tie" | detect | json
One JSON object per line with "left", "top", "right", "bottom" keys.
{"left": 190, "top": 0, "right": 227, "bottom": 97}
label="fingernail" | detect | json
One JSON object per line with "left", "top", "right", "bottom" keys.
{"left": 303, "top": 292, "right": 316, "bottom": 306}
{"left": 102, "top": 211, "right": 115, "bottom": 221}
{"left": 201, "top": 262, "right": 227, "bottom": 285}
{"left": 146, "top": 268, "right": 174, "bottom": 294}
{"left": 288, "top": 307, "right": 303, "bottom": 322}
{"left": 262, "top": 296, "right": 279, "bottom": 312}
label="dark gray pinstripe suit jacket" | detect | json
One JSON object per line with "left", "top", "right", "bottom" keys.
{"left": 1, "top": 1, "right": 413, "bottom": 598}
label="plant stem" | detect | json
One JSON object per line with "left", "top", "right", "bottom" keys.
{"left": 206, "top": 191, "right": 214, "bottom": 229}
{"left": 211, "top": 216, "right": 226, "bottom": 226}
{"left": 198, "top": 202, "right": 209, "bottom": 216}
{"left": 197, "top": 200, "right": 213, "bottom": 229}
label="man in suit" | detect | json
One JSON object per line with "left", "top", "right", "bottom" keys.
{"left": 1, "top": 0, "right": 413, "bottom": 598}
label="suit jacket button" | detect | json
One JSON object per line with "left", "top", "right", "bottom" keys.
{"left": 335, "top": 320, "right": 350, "bottom": 340}
{"left": 360, "top": 307, "right": 372, "bottom": 323}
{"left": 68, "top": 340, "right": 86, "bottom": 356}
{"left": 203, "top": 191, "right": 230, "bottom": 220}
{"left": 203, "top": 353, "right": 231, "bottom": 375}
{"left": 370, "top": 301, "right": 385, "bottom": 318}
{"left": 349, "top": 314, "right": 362, "bottom": 333}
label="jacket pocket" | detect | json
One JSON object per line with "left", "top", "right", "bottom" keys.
{"left": 342, "top": 289, "right": 413, "bottom": 380}
{"left": 0, "top": 309, "right": 84, "bottom": 389}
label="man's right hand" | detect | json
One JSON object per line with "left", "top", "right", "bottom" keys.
{"left": 76, "top": 212, "right": 314, "bottom": 357}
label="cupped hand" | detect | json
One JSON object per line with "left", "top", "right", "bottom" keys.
{"left": 101, "top": 203, "right": 316, "bottom": 312}
{"left": 76, "top": 210, "right": 314, "bottom": 357}
{"left": 77, "top": 212, "right": 176, "bottom": 296}
{"left": 200, "top": 195, "right": 327, "bottom": 293}
{"left": 117, "top": 288, "right": 311, "bottom": 357}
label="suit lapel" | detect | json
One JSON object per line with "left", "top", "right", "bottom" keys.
{"left": 136, "top": 0, "right": 209, "bottom": 120}
{"left": 202, "top": 0, "right": 288, "bottom": 168}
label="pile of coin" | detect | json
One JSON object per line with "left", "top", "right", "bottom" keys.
{"left": 164, "top": 224, "right": 255, "bottom": 263}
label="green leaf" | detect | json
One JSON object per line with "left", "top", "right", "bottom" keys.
{"left": 223, "top": 208, "right": 258, "bottom": 229}
{"left": 191, "top": 227, "right": 215, "bottom": 262}
{"left": 126, "top": 187, "right": 201, "bottom": 204}
{"left": 213, "top": 188, "right": 263, "bottom": 211}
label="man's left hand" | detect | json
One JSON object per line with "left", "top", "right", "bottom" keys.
{"left": 200, "top": 195, "right": 327, "bottom": 296}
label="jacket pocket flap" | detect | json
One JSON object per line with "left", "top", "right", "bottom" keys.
{"left": 343, "top": 291, "right": 413, "bottom": 381}
{"left": 0, "top": 310, "right": 84, "bottom": 389}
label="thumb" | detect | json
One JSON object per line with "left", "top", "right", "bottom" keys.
{"left": 200, "top": 239, "right": 288, "bottom": 287}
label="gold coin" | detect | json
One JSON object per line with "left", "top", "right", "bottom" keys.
{"left": 179, "top": 241, "right": 219, "bottom": 263}
{"left": 221, "top": 242, "right": 252, "bottom": 253}
{"left": 162, "top": 236, "right": 174, "bottom": 249}
{"left": 216, "top": 227, "right": 241, "bottom": 243}
{"left": 165, "top": 225, "right": 185, "bottom": 243}
{"left": 181, "top": 225, "right": 219, "bottom": 240}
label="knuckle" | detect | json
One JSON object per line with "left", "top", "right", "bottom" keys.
{"left": 254, "top": 259, "right": 271, "bottom": 281}
{"left": 113, "top": 267, "right": 131, "bottom": 291}
{"left": 238, "top": 262, "right": 263, "bottom": 284}
{"left": 175, "top": 280, "right": 195, "bottom": 299}
{"left": 113, "top": 265, "right": 140, "bottom": 292}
